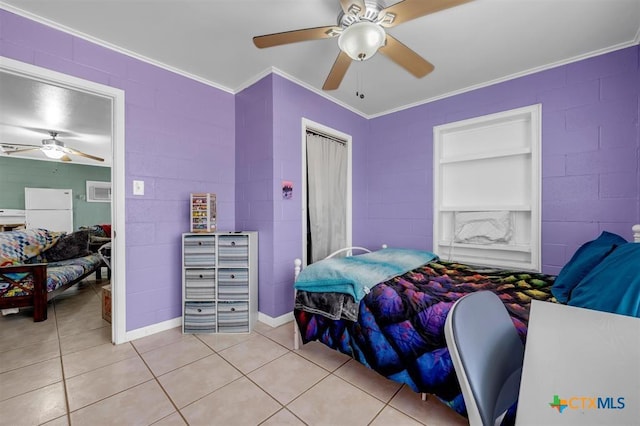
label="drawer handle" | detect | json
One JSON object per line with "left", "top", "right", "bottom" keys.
{"left": 198, "top": 241, "right": 202, "bottom": 246}
{"left": 231, "top": 241, "right": 236, "bottom": 246}
{"left": 197, "top": 308, "right": 202, "bottom": 313}
{"left": 230, "top": 274, "right": 235, "bottom": 279}
{"left": 199, "top": 274, "right": 203, "bottom": 279}
{"left": 231, "top": 307, "right": 236, "bottom": 312}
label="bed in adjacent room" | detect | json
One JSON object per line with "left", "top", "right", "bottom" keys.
{"left": 0, "top": 228, "right": 104, "bottom": 321}
{"left": 292, "top": 224, "right": 640, "bottom": 419}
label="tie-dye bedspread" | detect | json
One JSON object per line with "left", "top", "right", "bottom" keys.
{"left": 294, "top": 260, "right": 557, "bottom": 417}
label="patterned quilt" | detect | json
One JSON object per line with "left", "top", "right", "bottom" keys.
{"left": 0, "top": 254, "right": 102, "bottom": 298}
{"left": 0, "top": 228, "right": 103, "bottom": 299}
{"left": 294, "top": 260, "right": 557, "bottom": 418}
{"left": 0, "top": 228, "right": 62, "bottom": 265}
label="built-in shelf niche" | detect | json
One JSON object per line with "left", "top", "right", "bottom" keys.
{"left": 433, "top": 104, "right": 541, "bottom": 271}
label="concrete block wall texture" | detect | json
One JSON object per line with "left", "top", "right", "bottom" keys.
{"left": 1, "top": 9, "right": 236, "bottom": 331}
{"left": 363, "top": 46, "right": 639, "bottom": 276}
{"left": 3, "top": 7, "right": 638, "bottom": 322}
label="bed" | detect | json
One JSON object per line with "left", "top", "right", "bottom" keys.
{"left": 0, "top": 228, "right": 104, "bottom": 321}
{"left": 292, "top": 224, "right": 640, "bottom": 420}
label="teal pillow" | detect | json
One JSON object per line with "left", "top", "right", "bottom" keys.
{"left": 552, "top": 231, "right": 627, "bottom": 303}
{"left": 568, "top": 243, "right": 640, "bottom": 317}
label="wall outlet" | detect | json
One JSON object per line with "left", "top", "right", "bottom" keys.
{"left": 133, "top": 180, "right": 144, "bottom": 195}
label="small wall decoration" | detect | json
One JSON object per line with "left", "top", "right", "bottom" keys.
{"left": 282, "top": 181, "right": 293, "bottom": 199}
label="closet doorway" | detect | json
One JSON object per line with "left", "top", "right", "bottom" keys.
{"left": 301, "top": 119, "right": 352, "bottom": 266}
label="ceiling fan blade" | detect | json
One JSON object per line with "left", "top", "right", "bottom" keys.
{"left": 65, "top": 147, "right": 105, "bottom": 162}
{"left": 339, "top": 0, "right": 365, "bottom": 15}
{"left": 253, "top": 26, "right": 341, "bottom": 49}
{"left": 379, "top": 0, "right": 473, "bottom": 28}
{"left": 379, "top": 35, "right": 434, "bottom": 78}
{"left": 1, "top": 142, "right": 41, "bottom": 148}
{"left": 322, "top": 51, "right": 352, "bottom": 90}
{"left": 4, "top": 147, "right": 40, "bottom": 155}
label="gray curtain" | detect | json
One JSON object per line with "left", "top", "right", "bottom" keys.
{"left": 306, "top": 132, "right": 347, "bottom": 263}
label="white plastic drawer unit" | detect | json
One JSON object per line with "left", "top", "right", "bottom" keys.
{"left": 181, "top": 231, "right": 257, "bottom": 334}
{"left": 184, "top": 269, "right": 215, "bottom": 299}
{"left": 218, "top": 301, "right": 249, "bottom": 333}
{"left": 183, "top": 301, "right": 216, "bottom": 333}
{"left": 183, "top": 235, "right": 216, "bottom": 267}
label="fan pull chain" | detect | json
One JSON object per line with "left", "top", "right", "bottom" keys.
{"left": 355, "top": 66, "right": 364, "bottom": 99}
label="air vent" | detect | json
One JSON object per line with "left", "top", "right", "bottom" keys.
{"left": 86, "top": 180, "right": 111, "bottom": 202}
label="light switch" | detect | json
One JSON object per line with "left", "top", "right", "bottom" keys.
{"left": 133, "top": 180, "right": 145, "bottom": 195}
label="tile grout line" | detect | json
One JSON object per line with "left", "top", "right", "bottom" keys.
{"left": 12, "top": 299, "right": 442, "bottom": 426}
{"left": 129, "top": 340, "right": 191, "bottom": 425}
{"left": 191, "top": 329, "right": 314, "bottom": 424}
{"left": 53, "top": 282, "right": 134, "bottom": 424}
{"left": 53, "top": 294, "right": 73, "bottom": 425}
{"left": 180, "top": 333, "right": 288, "bottom": 419}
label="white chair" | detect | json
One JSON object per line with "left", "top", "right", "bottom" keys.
{"left": 444, "top": 291, "right": 525, "bottom": 426}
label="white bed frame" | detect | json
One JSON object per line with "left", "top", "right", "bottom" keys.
{"left": 292, "top": 225, "right": 640, "bottom": 399}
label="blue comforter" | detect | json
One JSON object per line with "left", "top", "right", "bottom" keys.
{"left": 568, "top": 243, "right": 640, "bottom": 317}
{"left": 294, "top": 248, "right": 437, "bottom": 302}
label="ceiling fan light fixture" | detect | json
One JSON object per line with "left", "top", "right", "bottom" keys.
{"left": 42, "top": 145, "right": 65, "bottom": 159}
{"left": 338, "top": 21, "right": 386, "bottom": 61}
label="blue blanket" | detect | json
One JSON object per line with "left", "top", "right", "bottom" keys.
{"left": 294, "top": 248, "right": 437, "bottom": 302}
{"left": 568, "top": 242, "right": 640, "bottom": 318}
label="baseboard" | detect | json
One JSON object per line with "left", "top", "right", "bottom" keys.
{"left": 120, "top": 311, "right": 293, "bottom": 343}
{"left": 123, "top": 317, "right": 182, "bottom": 343}
{"left": 257, "top": 311, "right": 294, "bottom": 328}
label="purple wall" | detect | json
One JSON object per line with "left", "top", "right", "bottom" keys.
{"left": 363, "top": 46, "right": 640, "bottom": 275}
{"left": 270, "top": 75, "right": 369, "bottom": 317}
{"left": 3, "top": 7, "right": 639, "bottom": 323}
{"left": 235, "top": 75, "right": 275, "bottom": 315}
{"left": 235, "top": 74, "right": 368, "bottom": 318}
{"left": 1, "top": 9, "right": 236, "bottom": 331}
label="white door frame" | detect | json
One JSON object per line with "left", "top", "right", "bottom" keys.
{"left": 0, "top": 57, "right": 127, "bottom": 344}
{"left": 301, "top": 118, "right": 352, "bottom": 266}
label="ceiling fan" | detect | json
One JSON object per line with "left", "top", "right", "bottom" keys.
{"left": 253, "top": 0, "right": 472, "bottom": 90}
{"left": 0, "top": 131, "right": 104, "bottom": 163}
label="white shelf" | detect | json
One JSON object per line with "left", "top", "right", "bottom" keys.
{"left": 439, "top": 205, "right": 531, "bottom": 212}
{"left": 433, "top": 104, "right": 541, "bottom": 271}
{"left": 440, "top": 147, "right": 531, "bottom": 164}
{"left": 437, "top": 241, "right": 532, "bottom": 253}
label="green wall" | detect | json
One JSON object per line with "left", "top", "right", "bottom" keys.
{"left": 0, "top": 157, "right": 111, "bottom": 229}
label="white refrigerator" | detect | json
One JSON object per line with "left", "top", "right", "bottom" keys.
{"left": 25, "top": 188, "right": 74, "bottom": 233}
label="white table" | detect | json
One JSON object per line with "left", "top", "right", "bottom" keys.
{"left": 516, "top": 300, "right": 640, "bottom": 425}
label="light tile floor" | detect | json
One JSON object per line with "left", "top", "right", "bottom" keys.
{"left": 0, "top": 278, "right": 469, "bottom": 425}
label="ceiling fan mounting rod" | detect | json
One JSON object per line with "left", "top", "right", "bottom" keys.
{"left": 339, "top": 1, "right": 387, "bottom": 28}
{"left": 252, "top": 0, "right": 465, "bottom": 91}
{"left": 42, "top": 131, "right": 64, "bottom": 149}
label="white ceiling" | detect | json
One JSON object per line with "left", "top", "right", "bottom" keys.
{"left": 1, "top": 0, "right": 639, "bottom": 165}
{"left": 0, "top": 70, "right": 113, "bottom": 166}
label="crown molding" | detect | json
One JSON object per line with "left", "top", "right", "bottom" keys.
{"left": 3, "top": 2, "right": 639, "bottom": 121}
{"left": 0, "top": 2, "right": 234, "bottom": 94}
{"left": 369, "top": 40, "right": 639, "bottom": 119}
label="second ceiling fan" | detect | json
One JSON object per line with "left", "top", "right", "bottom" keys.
{"left": 253, "top": 0, "right": 472, "bottom": 90}
{"left": 1, "top": 131, "right": 104, "bottom": 163}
